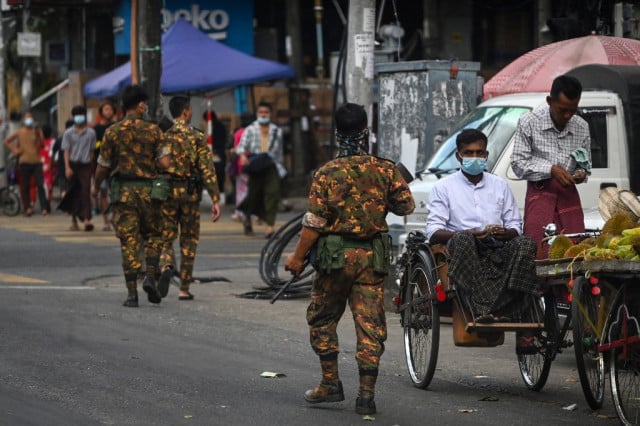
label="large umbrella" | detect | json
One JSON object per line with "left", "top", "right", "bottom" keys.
{"left": 483, "top": 35, "right": 640, "bottom": 100}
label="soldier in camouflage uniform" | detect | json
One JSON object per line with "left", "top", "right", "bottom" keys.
{"left": 93, "top": 85, "right": 169, "bottom": 307}
{"left": 157, "top": 96, "right": 221, "bottom": 300}
{"left": 285, "top": 103, "right": 415, "bottom": 415}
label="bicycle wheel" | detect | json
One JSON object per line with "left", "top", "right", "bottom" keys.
{"left": 0, "top": 187, "right": 20, "bottom": 216}
{"left": 517, "top": 292, "right": 554, "bottom": 391}
{"left": 402, "top": 249, "right": 440, "bottom": 388}
{"left": 572, "top": 276, "right": 606, "bottom": 410}
{"left": 608, "top": 288, "right": 640, "bottom": 426}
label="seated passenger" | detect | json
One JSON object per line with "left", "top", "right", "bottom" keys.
{"left": 426, "top": 129, "right": 539, "bottom": 325}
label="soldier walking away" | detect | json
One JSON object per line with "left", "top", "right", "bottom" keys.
{"left": 93, "top": 85, "right": 170, "bottom": 307}
{"left": 158, "top": 96, "right": 221, "bottom": 301}
{"left": 285, "top": 103, "right": 415, "bottom": 415}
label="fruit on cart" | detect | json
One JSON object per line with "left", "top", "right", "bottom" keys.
{"left": 564, "top": 242, "right": 592, "bottom": 258}
{"left": 602, "top": 211, "right": 637, "bottom": 236}
{"left": 621, "top": 226, "right": 640, "bottom": 237}
{"left": 549, "top": 235, "right": 574, "bottom": 259}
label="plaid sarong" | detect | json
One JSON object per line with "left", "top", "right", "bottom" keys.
{"left": 447, "top": 231, "right": 539, "bottom": 320}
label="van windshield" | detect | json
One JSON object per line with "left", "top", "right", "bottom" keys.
{"left": 425, "top": 106, "right": 531, "bottom": 175}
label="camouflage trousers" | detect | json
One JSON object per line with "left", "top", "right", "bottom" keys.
{"left": 307, "top": 248, "right": 387, "bottom": 371}
{"left": 159, "top": 194, "right": 201, "bottom": 290}
{"left": 110, "top": 186, "right": 163, "bottom": 277}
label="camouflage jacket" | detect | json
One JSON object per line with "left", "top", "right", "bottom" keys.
{"left": 164, "top": 119, "right": 219, "bottom": 203}
{"left": 97, "top": 113, "right": 166, "bottom": 179}
{"left": 306, "top": 155, "right": 415, "bottom": 238}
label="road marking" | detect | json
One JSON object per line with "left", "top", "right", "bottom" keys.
{"left": 0, "top": 273, "right": 48, "bottom": 284}
{"left": 0, "top": 286, "right": 95, "bottom": 290}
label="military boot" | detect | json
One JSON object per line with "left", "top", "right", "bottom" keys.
{"left": 355, "top": 371, "right": 377, "bottom": 415}
{"left": 304, "top": 357, "right": 345, "bottom": 403}
{"left": 123, "top": 280, "right": 139, "bottom": 307}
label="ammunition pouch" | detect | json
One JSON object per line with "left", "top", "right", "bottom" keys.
{"left": 317, "top": 234, "right": 345, "bottom": 273}
{"left": 186, "top": 176, "right": 203, "bottom": 196}
{"left": 372, "top": 233, "right": 392, "bottom": 275}
{"left": 109, "top": 177, "right": 121, "bottom": 203}
{"left": 150, "top": 175, "right": 171, "bottom": 201}
{"left": 316, "top": 233, "right": 391, "bottom": 275}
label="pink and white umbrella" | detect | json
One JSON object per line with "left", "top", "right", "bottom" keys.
{"left": 483, "top": 35, "right": 640, "bottom": 100}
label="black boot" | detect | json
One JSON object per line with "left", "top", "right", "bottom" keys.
{"left": 157, "top": 267, "right": 174, "bottom": 298}
{"left": 123, "top": 278, "right": 139, "bottom": 307}
{"left": 142, "top": 276, "right": 161, "bottom": 304}
{"left": 355, "top": 395, "right": 376, "bottom": 415}
{"left": 356, "top": 371, "right": 378, "bottom": 415}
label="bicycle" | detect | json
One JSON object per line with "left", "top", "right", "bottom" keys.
{"left": 563, "top": 258, "right": 640, "bottom": 424}
{"left": 0, "top": 166, "right": 21, "bottom": 216}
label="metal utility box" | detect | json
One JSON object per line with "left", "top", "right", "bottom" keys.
{"left": 376, "top": 60, "right": 481, "bottom": 175}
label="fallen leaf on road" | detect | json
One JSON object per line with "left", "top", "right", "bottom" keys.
{"left": 362, "top": 415, "right": 375, "bottom": 421}
{"left": 479, "top": 396, "right": 498, "bottom": 402}
{"left": 562, "top": 403, "right": 577, "bottom": 411}
{"left": 459, "top": 409, "right": 477, "bottom": 413}
{"left": 184, "top": 415, "right": 193, "bottom": 419}
{"left": 564, "top": 377, "right": 578, "bottom": 383}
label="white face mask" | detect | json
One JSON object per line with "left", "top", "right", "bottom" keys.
{"left": 257, "top": 116, "right": 270, "bottom": 125}
{"left": 24, "top": 117, "right": 34, "bottom": 127}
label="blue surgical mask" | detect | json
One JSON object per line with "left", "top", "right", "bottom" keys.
{"left": 257, "top": 116, "right": 270, "bottom": 125}
{"left": 73, "top": 115, "right": 86, "bottom": 125}
{"left": 23, "top": 117, "right": 34, "bottom": 127}
{"left": 460, "top": 157, "right": 487, "bottom": 175}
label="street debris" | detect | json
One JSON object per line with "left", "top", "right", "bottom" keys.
{"left": 479, "top": 396, "right": 499, "bottom": 402}
{"left": 260, "top": 371, "right": 286, "bottom": 378}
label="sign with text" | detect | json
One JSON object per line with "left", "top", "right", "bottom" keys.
{"left": 114, "top": 0, "right": 254, "bottom": 55}
{"left": 17, "top": 32, "right": 41, "bottom": 57}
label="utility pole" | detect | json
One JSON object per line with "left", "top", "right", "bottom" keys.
{"left": 21, "top": 0, "right": 31, "bottom": 111}
{"left": 285, "top": 0, "right": 306, "bottom": 188}
{"left": 0, "top": 8, "right": 5, "bottom": 181}
{"left": 136, "top": 0, "right": 162, "bottom": 122}
{"left": 345, "top": 0, "right": 375, "bottom": 127}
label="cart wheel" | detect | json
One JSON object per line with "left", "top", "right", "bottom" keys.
{"left": 608, "top": 288, "right": 640, "bottom": 426}
{"left": 0, "top": 187, "right": 20, "bottom": 217}
{"left": 402, "top": 249, "right": 440, "bottom": 389}
{"left": 572, "top": 276, "right": 606, "bottom": 410}
{"left": 517, "top": 292, "right": 554, "bottom": 391}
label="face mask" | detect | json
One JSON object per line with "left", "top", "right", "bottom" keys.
{"left": 257, "top": 116, "right": 270, "bottom": 125}
{"left": 24, "top": 117, "right": 34, "bottom": 127}
{"left": 73, "top": 115, "right": 86, "bottom": 125}
{"left": 460, "top": 157, "right": 487, "bottom": 175}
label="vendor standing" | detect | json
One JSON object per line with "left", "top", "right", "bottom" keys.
{"left": 510, "top": 74, "right": 591, "bottom": 259}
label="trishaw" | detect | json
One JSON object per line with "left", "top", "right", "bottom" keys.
{"left": 395, "top": 230, "right": 640, "bottom": 425}
{"left": 537, "top": 256, "right": 640, "bottom": 425}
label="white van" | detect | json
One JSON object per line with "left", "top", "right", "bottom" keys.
{"left": 390, "top": 65, "right": 640, "bottom": 238}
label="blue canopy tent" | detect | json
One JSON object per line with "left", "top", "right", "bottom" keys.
{"left": 83, "top": 19, "right": 295, "bottom": 98}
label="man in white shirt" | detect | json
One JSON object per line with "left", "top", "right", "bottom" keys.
{"left": 426, "top": 129, "right": 538, "bottom": 337}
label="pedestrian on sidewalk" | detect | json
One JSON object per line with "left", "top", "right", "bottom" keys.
{"left": 3, "top": 111, "right": 50, "bottom": 216}
{"left": 236, "top": 102, "right": 286, "bottom": 238}
{"left": 284, "top": 103, "right": 415, "bottom": 415}
{"left": 61, "top": 105, "right": 96, "bottom": 231}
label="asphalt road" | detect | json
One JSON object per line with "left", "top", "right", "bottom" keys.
{"left": 0, "top": 203, "right": 622, "bottom": 425}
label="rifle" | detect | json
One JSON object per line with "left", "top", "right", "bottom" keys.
{"left": 270, "top": 257, "right": 310, "bottom": 304}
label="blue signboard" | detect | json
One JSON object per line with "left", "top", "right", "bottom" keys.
{"left": 114, "top": 0, "right": 254, "bottom": 55}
